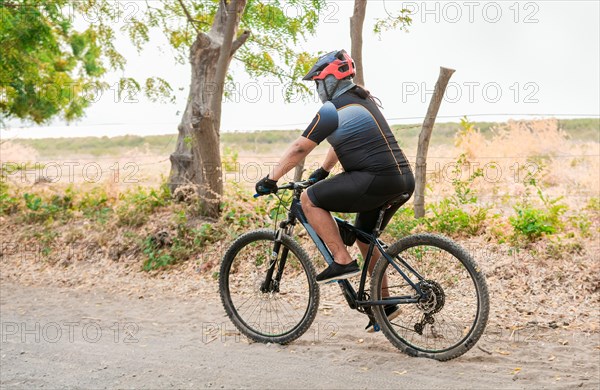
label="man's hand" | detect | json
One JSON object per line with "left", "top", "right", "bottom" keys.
{"left": 255, "top": 175, "right": 278, "bottom": 195}
{"left": 308, "top": 167, "right": 330, "bottom": 183}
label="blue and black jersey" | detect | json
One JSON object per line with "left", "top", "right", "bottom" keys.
{"left": 301, "top": 88, "right": 411, "bottom": 175}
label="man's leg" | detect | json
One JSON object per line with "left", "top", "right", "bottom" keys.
{"left": 356, "top": 240, "right": 389, "bottom": 297}
{"left": 300, "top": 191, "right": 353, "bottom": 265}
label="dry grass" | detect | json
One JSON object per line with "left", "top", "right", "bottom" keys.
{"left": 421, "top": 119, "right": 599, "bottom": 208}
{"left": 1, "top": 119, "right": 598, "bottom": 336}
{"left": 1, "top": 140, "right": 39, "bottom": 162}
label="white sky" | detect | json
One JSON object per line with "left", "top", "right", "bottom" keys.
{"left": 2, "top": 0, "right": 599, "bottom": 139}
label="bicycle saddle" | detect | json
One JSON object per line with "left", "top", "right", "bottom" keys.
{"left": 383, "top": 193, "right": 411, "bottom": 209}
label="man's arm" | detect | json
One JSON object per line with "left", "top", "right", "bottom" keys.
{"left": 270, "top": 136, "right": 318, "bottom": 181}
{"left": 322, "top": 147, "right": 338, "bottom": 171}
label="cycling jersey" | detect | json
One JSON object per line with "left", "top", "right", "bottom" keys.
{"left": 301, "top": 88, "right": 411, "bottom": 175}
{"left": 301, "top": 87, "right": 415, "bottom": 238}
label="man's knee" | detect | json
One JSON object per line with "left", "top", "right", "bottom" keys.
{"left": 300, "top": 191, "right": 314, "bottom": 211}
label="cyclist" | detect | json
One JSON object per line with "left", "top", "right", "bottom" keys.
{"left": 256, "top": 50, "right": 415, "bottom": 329}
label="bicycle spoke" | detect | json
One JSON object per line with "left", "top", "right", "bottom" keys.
{"left": 222, "top": 232, "right": 317, "bottom": 339}
{"left": 371, "top": 234, "right": 489, "bottom": 359}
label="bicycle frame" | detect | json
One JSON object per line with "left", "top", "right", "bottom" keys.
{"left": 264, "top": 183, "right": 427, "bottom": 312}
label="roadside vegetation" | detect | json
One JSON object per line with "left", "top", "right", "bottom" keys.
{"left": 14, "top": 118, "right": 599, "bottom": 157}
{"left": 2, "top": 118, "right": 598, "bottom": 267}
{"left": 1, "top": 118, "right": 598, "bottom": 331}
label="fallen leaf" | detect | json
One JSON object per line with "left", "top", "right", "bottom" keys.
{"left": 393, "top": 370, "right": 407, "bottom": 376}
{"left": 548, "top": 355, "right": 556, "bottom": 361}
{"left": 357, "top": 338, "right": 364, "bottom": 344}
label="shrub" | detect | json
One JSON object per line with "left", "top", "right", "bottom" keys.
{"left": 509, "top": 179, "right": 567, "bottom": 243}
{"left": 510, "top": 206, "right": 557, "bottom": 241}
{"left": 426, "top": 201, "right": 488, "bottom": 236}
{"left": 385, "top": 207, "right": 422, "bottom": 238}
{"left": 222, "top": 146, "right": 239, "bottom": 172}
{"left": 78, "top": 186, "right": 113, "bottom": 223}
{"left": 23, "top": 192, "right": 73, "bottom": 223}
{"left": 0, "top": 180, "right": 19, "bottom": 215}
{"left": 170, "top": 211, "right": 224, "bottom": 261}
{"left": 32, "top": 226, "right": 59, "bottom": 257}
{"left": 116, "top": 185, "right": 171, "bottom": 227}
{"left": 141, "top": 235, "right": 175, "bottom": 271}
{"left": 425, "top": 153, "right": 489, "bottom": 236}
{"left": 569, "top": 214, "right": 592, "bottom": 237}
{"left": 221, "top": 182, "right": 268, "bottom": 232}
{"left": 586, "top": 197, "right": 600, "bottom": 212}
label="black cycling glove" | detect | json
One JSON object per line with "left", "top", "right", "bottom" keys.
{"left": 308, "top": 167, "right": 330, "bottom": 183}
{"left": 255, "top": 175, "right": 278, "bottom": 195}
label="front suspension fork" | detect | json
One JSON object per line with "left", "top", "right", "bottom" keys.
{"left": 261, "top": 228, "right": 292, "bottom": 293}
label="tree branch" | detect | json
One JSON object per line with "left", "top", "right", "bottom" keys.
{"left": 231, "top": 30, "right": 251, "bottom": 55}
{"left": 211, "top": 0, "right": 243, "bottom": 125}
{"left": 177, "top": 0, "right": 201, "bottom": 34}
{"left": 232, "top": 55, "right": 295, "bottom": 81}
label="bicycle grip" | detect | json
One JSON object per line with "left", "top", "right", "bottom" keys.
{"left": 253, "top": 193, "right": 260, "bottom": 198}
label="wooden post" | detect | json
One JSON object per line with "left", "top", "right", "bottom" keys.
{"left": 414, "top": 66, "right": 456, "bottom": 218}
{"left": 293, "top": 158, "right": 305, "bottom": 182}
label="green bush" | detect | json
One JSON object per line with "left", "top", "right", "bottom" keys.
{"left": 23, "top": 192, "right": 73, "bottom": 223}
{"left": 141, "top": 211, "right": 223, "bottom": 271}
{"left": 510, "top": 206, "right": 557, "bottom": 240}
{"left": 32, "top": 226, "right": 59, "bottom": 257}
{"left": 426, "top": 200, "right": 488, "bottom": 236}
{"left": 385, "top": 207, "right": 422, "bottom": 238}
{"left": 509, "top": 185, "right": 567, "bottom": 243}
{"left": 116, "top": 185, "right": 171, "bottom": 227}
{"left": 78, "top": 187, "right": 113, "bottom": 223}
{"left": 222, "top": 146, "right": 239, "bottom": 172}
{"left": 141, "top": 236, "right": 175, "bottom": 271}
{"left": 425, "top": 153, "right": 489, "bottom": 236}
{"left": 221, "top": 182, "right": 268, "bottom": 231}
{"left": 569, "top": 214, "right": 592, "bottom": 237}
{"left": 0, "top": 181, "right": 19, "bottom": 215}
{"left": 586, "top": 197, "right": 600, "bottom": 212}
{"left": 170, "top": 211, "right": 223, "bottom": 261}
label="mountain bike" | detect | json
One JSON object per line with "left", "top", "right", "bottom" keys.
{"left": 219, "top": 179, "right": 489, "bottom": 361}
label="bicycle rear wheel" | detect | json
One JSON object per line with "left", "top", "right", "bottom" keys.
{"left": 219, "top": 229, "right": 320, "bottom": 344}
{"left": 371, "top": 233, "right": 489, "bottom": 361}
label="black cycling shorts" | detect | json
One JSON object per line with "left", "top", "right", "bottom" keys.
{"left": 306, "top": 170, "right": 415, "bottom": 241}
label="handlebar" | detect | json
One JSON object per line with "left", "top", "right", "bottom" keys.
{"left": 254, "top": 179, "right": 315, "bottom": 198}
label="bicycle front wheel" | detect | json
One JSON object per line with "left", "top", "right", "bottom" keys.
{"left": 219, "top": 229, "right": 320, "bottom": 344}
{"left": 371, "top": 234, "right": 489, "bottom": 361}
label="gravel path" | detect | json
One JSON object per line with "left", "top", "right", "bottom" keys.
{"left": 1, "top": 282, "right": 599, "bottom": 389}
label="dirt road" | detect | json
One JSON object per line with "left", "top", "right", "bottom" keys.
{"left": 1, "top": 282, "right": 598, "bottom": 389}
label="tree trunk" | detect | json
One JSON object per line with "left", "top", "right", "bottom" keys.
{"left": 350, "top": 0, "right": 367, "bottom": 86}
{"left": 413, "top": 67, "right": 456, "bottom": 218}
{"left": 168, "top": 0, "right": 248, "bottom": 218}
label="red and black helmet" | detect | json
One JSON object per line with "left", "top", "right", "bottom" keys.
{"left": 302, "top": 49, "right": 356, "bottom": 81}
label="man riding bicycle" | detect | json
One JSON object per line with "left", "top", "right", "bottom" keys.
{"left": 256, "top": 50, "right": 415, "bottom": 329}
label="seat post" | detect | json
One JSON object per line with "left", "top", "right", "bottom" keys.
{"left": 373, "top": 207, "right": 388, "bottom": 237}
